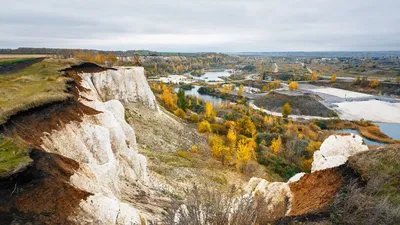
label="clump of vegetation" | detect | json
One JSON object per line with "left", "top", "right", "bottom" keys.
{"left": 331, "top": 146, "right": 400, "bottom": 225}
{"left": 282, "top": 103, "right": 291, "bottom": 118}
{"left": 288, "top": 81, "right": 298, "bottom": 91}
{"left": 331, "top": 73, "right": 337, "bottom": 83}
{"left": 174, "top": 108, "right": 186, "bottom": 118}
{"left": 163, "top": 185, "right": 269, "bottom": 225}
{"left": 0, "top": 135, "right": 32, "bottom": 178}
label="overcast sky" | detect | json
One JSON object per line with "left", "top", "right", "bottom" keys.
{"left": 1, "top": 0, "right": 399, "bottom": 52}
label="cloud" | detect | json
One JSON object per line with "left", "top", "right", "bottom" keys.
{"left": 1, "top": 0, "right": 399, "bottom": 51}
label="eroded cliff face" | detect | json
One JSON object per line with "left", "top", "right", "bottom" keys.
{"left": 246, "top": 133, "right": 369, "bottom": 222}
{"left": 0, "top": 66, "right": 162, "bottom": 225}
{"left": 40, "top": 66, "right": 163, "bottom": 224}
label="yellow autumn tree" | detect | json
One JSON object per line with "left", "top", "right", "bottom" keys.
{"left": 204, "top": 102, "right": 216, "bottom": 121}
{"left": 310, "top": 72, "right": 318, "bottom": 82}
{"left": 282, "top": 103, "right": 291, "bottom": 118}
{"left": 263, "top": 115, "right": 274, "bottom": 126}
{"left": 209, "top": 135, "right": 231, "bottom": 165}
{"left": 235, "top": 138, "right": 256, "bottom": 170}
{"left": 270, "top": 136, "right": 283, "bottom": 155}
{"left": 238, "top": 84, "right": 244, "bottom": 97}
{"left": 198, "top": 120, "right": 212, "bottom": 133}
{"left": 226, "top": 127, "right": 237, "bottom": 148}
{"left": 331, "top": 73, "right": 337, "bottom": 83}
{"left": 161, "top": 87, "right": 176, "bottom": 110}
{"left": 288, "top": 81, "right": 299, "bottom": 91}
{"left": 236, "top": 116, "right": 257, "bottom": 138}
{"left": 174, "top": 108, "right": 186, "bottom": 118}
{"left": 369, "top": 79, "right": 379, "bottom": 88}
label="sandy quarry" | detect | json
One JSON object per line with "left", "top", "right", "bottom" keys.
{"left": 311, "top": 87, "right": 372, "bottom": 98}
{"left": 334, "top": 100, "right": 400, "bottom": 123}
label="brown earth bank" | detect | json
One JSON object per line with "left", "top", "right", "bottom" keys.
{"left": 277, "top": 144, "right": 400, "bottom": 225}
{"left": 288, "top": 168, "right": 344, "bottom": 217}
{"left": 0, "top": 149, "right": 91, "bottom": 225}
{"left": 0, "top": 58, "right": 45, "bottom": 75}
{"left": 254, "top": 92, "right": 337, "bottom": 117}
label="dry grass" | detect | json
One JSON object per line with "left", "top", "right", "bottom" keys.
{"left": 0, "top": 59, "right": 75, "bottom": 125}
{"left": 330, "top": 145, "right": 400, "bottom": 224}
{"left": 162, "top": 184, "right": 269, "bottom": 225}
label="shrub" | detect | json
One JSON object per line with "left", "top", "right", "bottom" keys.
{"left": 189, "top": 113, "right": 200, "bottom": 123}
{"left": 369, "top": 79, "right": 379, "bottom": 88}
{"left": 198, "top": 120, "right": 212, "bottom": 133}
{"left": 288, "top": 81, "right": 299, "bottom": 90}
{"left": 210, "top": 123, "right": 228, "bottom": 135}
{"left": 162, "top": 185, "right": 269, "bottom": 225}
{"left": 282, "top": 103, "right": 291, "bottom": 118}
{"left": 174, "top": 108, "right": 186, "bottom": 118}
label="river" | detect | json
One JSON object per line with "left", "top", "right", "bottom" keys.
{"left": 174, "top": 85, "right": 229, "bottom": 106}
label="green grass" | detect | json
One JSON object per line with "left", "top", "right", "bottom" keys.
{"left": 0, "top": 58, "right": 36, "bottom": 66}
{"left": 0, "top": 135, "right": 32, "bottom": 178}
{"left": 0, "top": 59, "right": 75, "bottom": 125}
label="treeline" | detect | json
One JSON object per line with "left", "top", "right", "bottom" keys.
{"left": 133, "top": 54, "right": 240, "bottom": 76}
{"left": 0, "top": 47, "right": 233, "bottom": 58}
{"left": 0, "top": 47, "right": 156, "bottom": 58}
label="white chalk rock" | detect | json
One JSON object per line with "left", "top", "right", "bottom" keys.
{"left": 245, "top": 177, "right": 292, "bottom": 220}
{"left": 40, "top": 66, "right": 158, "bottom": 224}
{"left": 287, "top": 172, "right": 306, "bottom": 183}
{"left": 311, "top": 134, "right": 369, "bottom": 172}
{"left": 73, "top": 194, "right": 142, "bottom": 225}
{"left": 80, "top": 67, "right": 159, "bottom": 112}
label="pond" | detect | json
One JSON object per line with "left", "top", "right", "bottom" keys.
{"left": 196, "top": 70, "right": 231, "bottom": 82}
{"left": 335, "top": 129, "right": 385, "bottom": 146}
{"left": 174, "top": 85, "right": 229, "bottom": 106}
{"left": 374, "top": 122, "right": 400, "bottom": 140}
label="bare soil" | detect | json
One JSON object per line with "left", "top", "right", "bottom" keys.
{"left": 254, "top": 92, "right": 337, "bottom": 117}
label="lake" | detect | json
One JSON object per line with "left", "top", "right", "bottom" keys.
{"left": 175, "top": 85, "right": 229, "bottom": 106}
{"left": 196, "top": 70, "right": 231, "bottom": 82}
{"left": 335, "top": 129, "right": 385, "bottom": 146}
{"left": 374, "top": 122, "right": 400, "bottom": 140}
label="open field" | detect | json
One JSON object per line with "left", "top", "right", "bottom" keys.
{"left": 0, "top": 59, "right": 75, "bottom": 125}
{"left": 0, "top": 54, "right": 49, "bottom": 61}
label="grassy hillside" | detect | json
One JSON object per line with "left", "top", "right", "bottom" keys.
{"left": 0, "top": 59, "right": 75, "bottom": 125}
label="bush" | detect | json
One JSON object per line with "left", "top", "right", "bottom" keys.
{"left": 198, "top": 120, "right": 212, "bottom": 133}
{"left": 210, "top": 123, "right": 228, "bottom": 135}
{"left": 174, "top": 108, "right": 186, "bottom": 118}
{"left": 162, "top": 185, "right": 269, "bottom": 225}
{"left": 189, "top": 113, "right": 200, "bottom": 123}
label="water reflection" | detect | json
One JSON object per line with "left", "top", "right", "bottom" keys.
{"left": 175, "top": 85, "right": 229, "bottom": 106}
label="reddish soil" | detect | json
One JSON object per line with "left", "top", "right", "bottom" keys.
{"left": 288, "top": 168, "right": 344, "bottom": 216}
{"left": 0, "top": 149, "right": 91, "bottom": 225}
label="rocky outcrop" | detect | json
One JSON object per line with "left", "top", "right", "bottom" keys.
{"left": 246, "top": 133, "right": 369, "bottom": 222}
{"left": 80, "top": 67, "right": 159, "bottom": 112}
{"left": 38, "top": 66, "right": 159, "bottom": 224}
{"left": 311, "top": 134, "right": 368, "bottom": 172}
